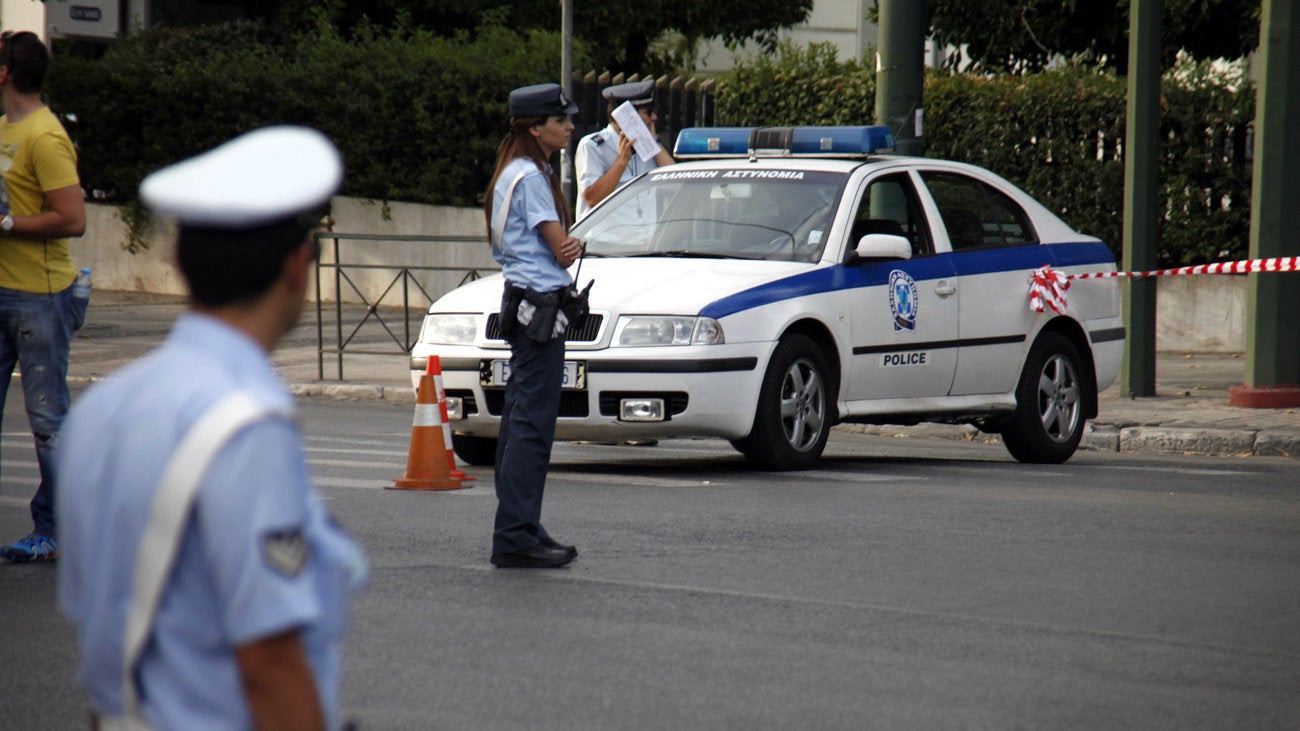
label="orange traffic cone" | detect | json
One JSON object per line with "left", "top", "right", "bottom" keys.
{"left": 389, "top": 368, "right": 464, "bottom": 491}
{"left": 427, "top": 356, "right": 475, "bottom": 482}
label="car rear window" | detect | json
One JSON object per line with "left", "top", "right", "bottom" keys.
{"left": 919, "top": 171, "right": 1039, "bottom": 251}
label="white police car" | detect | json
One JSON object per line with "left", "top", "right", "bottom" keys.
{"left": 411, "top": 126, "right": 1124, "bottom": 468}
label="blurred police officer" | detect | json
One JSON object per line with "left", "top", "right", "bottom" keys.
{"left": 57, "top": 127, "right": 366, "bottom": 729}
{"left": 574, "top": 79, "right": 675, "bottom": 218}
{"left": 486, "top": 83, "right": 584, "bottom": 568}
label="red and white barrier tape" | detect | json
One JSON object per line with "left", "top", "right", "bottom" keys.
{"left": 1029, "top": 256, "right": 1300, "bottom": 313}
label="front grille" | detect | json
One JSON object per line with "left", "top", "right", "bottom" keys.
{"left": 482, "top": 389, "right": 590, "bottom": 417}
{"left": 599, "top": 392, "right": 689, "bottom": 418}
{"left": 486, "top": 312, "right": 603, "bottom": 342}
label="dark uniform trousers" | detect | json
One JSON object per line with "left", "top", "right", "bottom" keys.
{"left": 492, "top": 328, "right": 565, "bottom": 553}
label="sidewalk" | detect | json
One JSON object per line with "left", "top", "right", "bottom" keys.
{"left": 69, "top": 291, "right": 1300, "bottom": 459}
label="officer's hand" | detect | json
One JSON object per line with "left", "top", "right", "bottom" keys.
{"left": 616, "top": 132, "right": 635, "bottom": 163}
{"left": 557, "top": 237, "right": 584, "bottom": 267}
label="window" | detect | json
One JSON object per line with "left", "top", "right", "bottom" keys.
{"left": 850, "top": 173, "right": 933, "bottom": 258}
{"left": 919, "top": 172, "right": 1038, "bottom": 251}
{"left": 574, "top": 170, "right": 847, "bottom": 263}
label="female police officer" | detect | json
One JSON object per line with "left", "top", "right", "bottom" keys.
{"left": 485, "top": 83, "right": 585, "bottom": 568}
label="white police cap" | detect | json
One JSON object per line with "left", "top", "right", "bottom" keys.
{"left": 140, "top": 126, "right": 342, "bottom": 229}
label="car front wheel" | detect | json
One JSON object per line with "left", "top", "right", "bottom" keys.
{"left": 737, "top": 334, "right": 833, "bottom": 469}
{"left": 452, "top": 433, "right": 498, "bottom": 466}
{"left": 1001, "top": 331, "right": 1089, "bottom": 464}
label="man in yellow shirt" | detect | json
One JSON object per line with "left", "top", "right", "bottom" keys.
{"left": 0, "top": 30, "right": 87, "bottom": 562}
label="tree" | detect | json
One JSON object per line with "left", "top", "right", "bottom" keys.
{"left": 271, "top": 0, "right": 813, "bottom": 74}
{"left": 875, "top": 0, "right": 1261, "bottom": 74}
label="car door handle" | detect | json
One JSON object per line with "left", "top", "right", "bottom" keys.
{"left": 934, "top": 281, "right": 956, "bottom": 297}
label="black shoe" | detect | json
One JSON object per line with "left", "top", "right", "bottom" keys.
{"left": 539, "top": 535, "right": 578, "bottom": 559}
{"left": 491, "top": 544, "right": 574, "bottom": 568}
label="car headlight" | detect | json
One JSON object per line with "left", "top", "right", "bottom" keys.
{"left": 420, "top": 314, "right": 479, "bottom": 345}
{"left": 614, "top": 316, "right": 725, "bottom": 346}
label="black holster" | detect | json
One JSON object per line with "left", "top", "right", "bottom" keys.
{"left": 500, "top": 282, "right": 563, "bottom": 343}
{"left": 500, "top": 283, "right": 526, "bottom": 337}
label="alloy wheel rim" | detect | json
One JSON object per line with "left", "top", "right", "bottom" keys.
{"left": 779, "top": 358, "right": 825, "bottom": 452}
{"left": 1037, "top": 353, "right": 1081, "bottom": 443}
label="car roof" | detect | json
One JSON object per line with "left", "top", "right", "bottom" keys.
{"left": 658, "top": 155, "right": 1000, "bottom": 178}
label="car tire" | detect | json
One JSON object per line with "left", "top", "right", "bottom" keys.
{"left": 737, "top": 334, "right": 833, "bottom": 469}
{"left": 452, "top": 433, "right": 498, "bottom": 466}
{"left": 1001, "top": 331, "right": 1089, "bottom": 464}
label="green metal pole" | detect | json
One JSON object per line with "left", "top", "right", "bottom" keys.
{"left": 1241, "top": 0, "right": 1300, "bottom": 396}
{"left": 874, "top": 0, "right": 925, "bottom": 156}
{"left": 1120, "top": 0, "right": 1161, "bottom": 398}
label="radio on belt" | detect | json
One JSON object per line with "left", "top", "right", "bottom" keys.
{"left": 674, "top": 125, "right": 895, "bottom": 159}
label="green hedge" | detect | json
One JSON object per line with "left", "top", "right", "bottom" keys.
{"left": 48, "top": 27, "right": 1251, "bottom": 265}
{"left": 47, "top": 21, "right": 585, "bottom": 209}
{"left": 715, "top": 42, "right": 876, "bottom": 126}
{"left": 718, "top": 44, "right": 1253, "bottom": 265}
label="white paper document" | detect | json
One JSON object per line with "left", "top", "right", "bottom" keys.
{"left": 610, "top": 101, "right": 662, "bottom": 162}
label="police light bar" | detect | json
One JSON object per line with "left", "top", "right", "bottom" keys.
{"left": 674, "top": 125, "right": 895, "bottom": 158}
{"left": 673, "top": 127, "right": 754, "bottom": 157}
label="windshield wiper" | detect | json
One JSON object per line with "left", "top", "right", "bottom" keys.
{"left": 627, "top": 250, "right": 752, "bottom": 260}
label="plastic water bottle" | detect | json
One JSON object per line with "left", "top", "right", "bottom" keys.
{"left": 73, "top": 268, "right": 92, "bottom": 300}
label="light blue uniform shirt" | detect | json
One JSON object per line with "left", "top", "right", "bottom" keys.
{"left": 574, "top": 125, "right": 666, "bottom": 218}
{"left": 491, "top": 157, "right": 572, "bottom": 292}
{"left": 57, "top": 312, "right": 364, "bottom": 730}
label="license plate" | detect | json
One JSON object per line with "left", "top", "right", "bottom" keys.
{"left": 481, "top": 359, "right": 586, "bottom": 390}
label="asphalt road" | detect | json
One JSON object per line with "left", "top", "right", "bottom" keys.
{"left": 2, "top": 392, "right": 1297, "bottom": 729}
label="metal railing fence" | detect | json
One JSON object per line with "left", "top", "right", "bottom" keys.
{"left": 313, "top": 230, "right": 496, "bottom": 381}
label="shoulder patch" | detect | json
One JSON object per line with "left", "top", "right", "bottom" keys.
{"left": 592, "top": 135, "right": 606, "bottom": 146}
{"left": 262, "top": 528, "right": 309, "bottom": 577}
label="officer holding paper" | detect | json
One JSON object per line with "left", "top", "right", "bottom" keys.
{"left": 574, "top": 80, "right": 675, "bottom": 218}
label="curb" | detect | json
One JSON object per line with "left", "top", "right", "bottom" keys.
{"left": 834, "top": 421, "right": 1298, "bottom": 459}
{"left": 288, "top": 382, "right": 417, "bottom": 404}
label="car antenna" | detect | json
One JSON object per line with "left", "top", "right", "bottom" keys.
{"left": 572, "top": 234, "right": 589, "bottom": 286}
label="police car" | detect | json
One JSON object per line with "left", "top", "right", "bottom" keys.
{"left": 411, "top": 126, "right": 1125, "bottom": 469}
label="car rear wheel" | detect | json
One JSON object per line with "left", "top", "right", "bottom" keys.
{"left": 737, "top": 334, "right": 833, "bottom": 469}
{"left": 452, "top": 433, "right": 498, "bottom": 466}
{"left": 1001, "top": 331, "right": 1088, "bottom": 464}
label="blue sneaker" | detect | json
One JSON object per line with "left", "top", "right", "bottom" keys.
{"left": 0, "top": 532, "right": 58, "bottom": 562}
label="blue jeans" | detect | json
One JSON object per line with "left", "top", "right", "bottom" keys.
{"left": 0, "top": 284, "right": 86, "bottom": 538}
{"left": 492, "top": 330, "right": 565, "bottom": 554}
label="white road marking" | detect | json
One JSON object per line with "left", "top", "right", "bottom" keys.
{"left": 303, "top": 446, "right": 408, "bottom": 457}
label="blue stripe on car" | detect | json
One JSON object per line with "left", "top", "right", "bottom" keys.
{"left": 699, "top": 241, "right": 1115, "bottom": 320}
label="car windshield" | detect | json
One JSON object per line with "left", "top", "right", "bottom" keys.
{"left": 572, "top": 169, "right": 848, "bottom": 263}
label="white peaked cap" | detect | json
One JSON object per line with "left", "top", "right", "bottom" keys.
{"left": 139, "top": 126, "right": 343, "bottom": 228}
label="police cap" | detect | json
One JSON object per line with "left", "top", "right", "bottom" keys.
{"left": 602, "top": 80, "right": 655, "bottom": 107}
{"left": 140, "top": 126, "right": 342, "bottom": 230}
{"left": 509, "top": 83, "right": 579, "bottom": 118}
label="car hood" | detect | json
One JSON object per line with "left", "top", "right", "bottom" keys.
{"left": 430, "top": 258, "right": 814, "bottom": 316}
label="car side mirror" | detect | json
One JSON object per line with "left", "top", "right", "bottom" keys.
{"left": 847, "top": 233, "right": 912, "bottom": 265}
